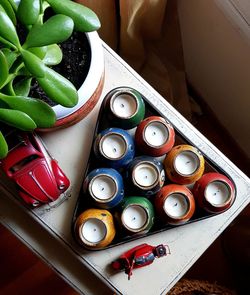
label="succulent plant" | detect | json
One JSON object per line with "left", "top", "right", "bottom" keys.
{"left": 0, "top": 0, "right": 100, "bottom": 158}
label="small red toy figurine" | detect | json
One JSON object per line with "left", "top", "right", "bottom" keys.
{"left": 111, "top": 243, "right": 170, "bottom": 280}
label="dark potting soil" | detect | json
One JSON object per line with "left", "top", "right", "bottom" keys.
{"left": 29, "top": 31, "right": 91, "bottom": 107}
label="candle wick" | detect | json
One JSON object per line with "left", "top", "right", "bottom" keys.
{"left": 217, "top": 190, "right": 220, "bottom": 193}
{"left": 213, "top": 192, "right": 217, "bottom": 196}
{"left": 144, "top": 175, "right": 148, "bottom": 179}
{"left": 174, "top": 203, "right": 178, "bottom": 207}
{"left": 132, "top": 217, "right": 136, "bottom": 221}
{"left": 121, "top": 103, "right": 124, "bottom": 108}
{"left": 152, "top": 131, "right": 156, "bottom": 136}
{"left": 113, "top": 147, "right": 117, "bottom": 153}
{"left": 94, "top": 228, "right": 96, "bottom": 232}
{"left": 186, "top": 161, "right": 191, "bottom": 164}
{"left": 101, "top": 187, "right": 104, "bottom": 191}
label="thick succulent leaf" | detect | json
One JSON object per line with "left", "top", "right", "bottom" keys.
{"left": 47, "top": 0, "right": 100, "bottom": 32}
{"left": 0, "top": 35, "right": 16, "bottom": 48}
{"left": 0, "top": 0, "right": 16, "bottom": 25}
{"left": 42, "top": 0, "right": 49, "bottom": 11}
{"left": 17, "top": 0, "right": 40, "bottom": 25}
{"left": 0, "top": 130, "right": 8, "bottom": 159}
{"left": 0, "top": 99, "right": 8, "bottom": 108}
{"left": 1, "top": 48, "right": 17, "bottom": 68}
{"left": 21, "top": 49, "right": 45, "bottom": 78}
{"left": 1, "top": 81, "right": 15, "bottom": 96}
{"left": 16, "top": 66, "right": 31, "bottom": 76}
{"left": 13, "top": 77, "right": 32, "bottom": 96}
{"left": 28, "top": 46, "right": 47, "bottom": 59}
{"left": 0, "top": 50, "right": 8, "bottom": 88}
{"left": 0, "top": 5, "right": 20, "bottom": 47}
{"left": 6, "top": 0, "right": 17, "bottom": 12}
{"left": 0, "top": 94, "right": 56, "bottom": 128}
{"left": 0, "top": 108, "right": 37, "bottom": 130}
{"left": 24, "top": 14, "right": 74, "bottom": 48}
{"left": 37, "top": 66, "right": 78, "bottom": 107}
{"left": 42, "top": 44, "right": 62, "bottom": 66}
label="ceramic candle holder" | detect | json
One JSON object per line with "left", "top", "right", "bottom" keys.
{"left": 155, "top": 184, "right": 195, "bottom": 225}
{"left": 94, "top": 128, "right": 135, "bottom": 169}
{"left": 120, "top": 196, "right": 155, "bottom": 234}
{"left": 193, "top": 172, "right": 235, "bottom": 213}
{"left": 135, "top": 116, "right": 175, "bottom": 157}
{"left": 164, "top": 144, "right": 205, "bottom": 185}
{"left": 104, "top": 87, "right": 145, "bottom": 129}
{"left": 83, "top": 168, "right": 124, "bottom": 209}
{"left": 74, "top": 208, "right": 116, "bottom": 249}
{"left": 126, "top": 156, "right": 165, "bottom": 196}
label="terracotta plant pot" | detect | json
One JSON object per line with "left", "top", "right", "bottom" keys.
{"left": 41, "top": 32, "right": 104, "bottom": 131}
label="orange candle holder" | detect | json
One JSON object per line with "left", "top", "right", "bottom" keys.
{"left": 154, "top": 184, "right": 196, "bottom": 225}
{"left": 164, "top": 144, "right": 205, "bottom": 185}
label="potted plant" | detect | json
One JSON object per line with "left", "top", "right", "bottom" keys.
{"left": 0, "top": 0, "right": 104, "bottom": 158}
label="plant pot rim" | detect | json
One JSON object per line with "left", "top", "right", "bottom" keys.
{"left": 52, "top": 31, "right": 104, "bottom": 120}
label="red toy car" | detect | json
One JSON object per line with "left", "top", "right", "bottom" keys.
{"left": 0, "top": 130, "right": 70, "bottom": 208}
{"left": 112, "top": 243, "right": 170, "bottom": 279}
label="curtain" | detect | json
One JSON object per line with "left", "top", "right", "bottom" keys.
{"left": 76, "top": 0, "right": 192, "bottom": 120}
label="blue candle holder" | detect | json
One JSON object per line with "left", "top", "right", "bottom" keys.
{"left": 94, "top": 128, "right": 135, "bottom": 169}
{"left": 83, "top": 168, "right": 124, "bottom": 209}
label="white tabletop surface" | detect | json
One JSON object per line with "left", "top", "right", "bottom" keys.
{"left": 1, "top": 43, "right": 250, "bottom": 295}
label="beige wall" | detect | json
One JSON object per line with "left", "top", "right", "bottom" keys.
{"left": 178, "top": 0, "right": 250, "bottom": 157}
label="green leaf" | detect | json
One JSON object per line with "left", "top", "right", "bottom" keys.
{"left": 0, "top": 5, "right": 20, "bottom": 47}
{"left": 47, "top": 0, "right": 100, "bottom": 32}
{"left": 37, "top": 67, "right": 78, "bottom": 107}
{"left": 17, "top": 0, "right": 40, "bottom": 25}
{"left": 21, "top": 49, "right": 45, "bottom": 78}
{"left": 0, "top": 98, "right": 9, "bottom": 108}
{"left": 0, "top": 130, "right": 8, "bottom": 159}
{"left": 24, "top": 14, "right": 74, "bottom": 48}
{"left": 0, "top": 108, "right": 37, "bottom": 130}
{"left": 1, "top": 48, "right": 17, "bottom": 68}
{"left": 0, "top": 94, "right": 56, "bottom": 128}
{"left": 0, "top": 50, "right": 8, "bottom": 88}
{"left": 28, "top": 46, "right": 47, "bottom": 59}
{"left": 42, "top": 44, "right": 62, "bottom": 66}
{"left": 13, "top": 77, "right": 32, "bottom": 96}
{"left": 1, "top": 81, "right": 15, "bottom": 96}
{"left": 0, "top": 0, "right": 16, "bottom": 25}
{"left": 0, "top": 35, "right": 16, "bottom": 49}
{"left": 6, "top": 0, "right": 17, "bottom": 12}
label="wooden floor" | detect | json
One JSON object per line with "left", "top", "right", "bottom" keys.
{"left": 0, "top": 106, "right": 249, "bottom": 295}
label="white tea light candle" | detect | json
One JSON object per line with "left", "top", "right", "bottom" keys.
{"left": 112, "top": 93, "right": 137, "bottom": 118}
{"left": 101, "top": 134, "right": 126, "bottom": 159}
{"left": 164, "top": 193, "right": 189, "bottom": 218}
{"left": 90, "top": 175, "right": 116, "bottom": 201}
{"left": 133, "top": 163, "right": 158, "bottom": 188}
{"left": 122, "top": 205, "right": 148, "bottom": 231}
{"left": 205, "top": 181, "right": 231, "bottom": 205}
{"left": 174, "top": 151, "right": 199, "bottom": 175}
{"left": 144, "top": 121, "right": 169, "bottom": 147}
{"left": 81, "top": 218, "right": 107, "bottom": 244}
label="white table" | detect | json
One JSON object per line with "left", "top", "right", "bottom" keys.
{"left": 1, "top": 43, "right": 250, "bottom": 295}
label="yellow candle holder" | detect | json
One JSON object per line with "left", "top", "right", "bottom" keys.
{"left": 74, "top": 208, "right": 116, "bottom": 249}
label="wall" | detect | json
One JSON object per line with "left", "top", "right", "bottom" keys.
{"left": 177, "top": 0, "right": 250, "bottom": 157}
